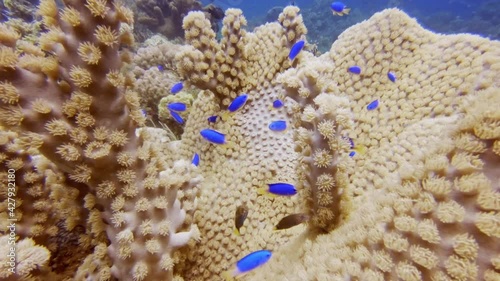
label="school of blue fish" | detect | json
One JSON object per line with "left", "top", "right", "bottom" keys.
{"left": 162, "top": 2, "right": 398, "bottom": 277}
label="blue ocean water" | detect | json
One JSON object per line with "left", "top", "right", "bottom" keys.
{"left": 203, "top": 0, "right": 500, "bottom": 52}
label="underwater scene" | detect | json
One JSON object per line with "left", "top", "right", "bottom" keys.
{"left": 0, "top": 0, "right": 499, "bottom": 280}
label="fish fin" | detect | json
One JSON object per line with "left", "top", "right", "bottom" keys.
{"left": 233, "top": 228, "right": 240, "bottom": 236}
{"left": 354, "top": 144, "right": 367, "bottom": 155}
{"left": 344, "top": 8, "right": 351, "bottom": 15}
{"left": 222, "top": 270, "right": 234, "bottom": 281}
{"left": 220, "top": 111, "right": 231, "bottom": 122}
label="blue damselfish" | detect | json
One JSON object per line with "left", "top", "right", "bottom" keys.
{"left": 207, "top": 115, "right": 219, "bottom": 123}
{"left": 170, "top": 110, "right": 184, "bottom": 124}
{"left": 289, "top": 40, "right": 305, "bottom": 60}
{"left": 388, "top": 71, "right": 396, "bottom": 82}
{"left": 167, "top": 102, "right": 187, "bottom": 112}
{"left": 348, "top": 65, "right": 361, "bottom": 74}
{"left": 192, "top": 153, "right": 199, "bottom": 166}
{"left": 170, "top": 82, "right": 183, "bottom": 94}
{"left": 228, "top": 94, "right": 248, "bottom": 112}
{"left": 366, "top": 99, "right": 379, "bottom": 110}
{"left": 272, "top": 99, "right": 284, "bottom": 108}
{"left": 258, "top": 183, "right": 297, "bottom": 196}
{"left": 200, "top": 129, "right": 226, "bottom": 144}
{"left": 331, "top": 2, "right": 350, "bottom": 15}
{"left": 223, "top": 250, "right": 272, "bottom": 280}
{"left": 269, "top": 120, "right": 287, "bottom": 131}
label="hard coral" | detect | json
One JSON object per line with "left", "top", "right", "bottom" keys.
{"left": 0, "top": 0, "right": 201, "bottom": 280}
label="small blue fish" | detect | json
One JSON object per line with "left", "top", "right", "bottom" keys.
{"left": 348, "top": 66, "right": 361, "bottom": 74}
{"left": 388, "top": 71, "right": 396, "bottom": 82}
{"left": 140, "top": 109, "right": 147, "bottom": 118}
{"left": 228, "top": 94, "right": 248, "bottom": 112}
{"left": 269, "top": 120, "right": 287, "bottom": 131}
{"left": 200, "top": 129, "right": 226, "bottom": 144}
{"left": 157, "top": 65, "right": 164, "bottom": 71}
{"left": 342, "top": 136, "right": 354, "bottom": 149}
{"left": 170, "top": 110, "right": 184, "bottom": 124}
{"left": 349, "top": 151, "right": 356, "bottom": 157}
{"left": 222, "top": 250, "right": 272, "bottom": 280}
{"left": 192, "top": 153, "right": 199, "bottom": 166}
{"left": 168, "top": 102, "right": 187, "bottom": 112}
{"left": 257, "top": 183, "right": 297, "bottom": 197}
{"left": 367, "top": 99, "right": 379, "bottom": 110}
{"left": 207, "top": 115, "right": 219, "bottom": 123}
{"left": 272, "top": 100, "right": 284, "bottom": 108}
{"left": 170, "top": 82, "right": 183, "bottom": 94}
{"left": 289, "top": 40, "right": 305, "bottom": 61}
{"left": 331, "top": 2, "right": 350, "bottom": 16}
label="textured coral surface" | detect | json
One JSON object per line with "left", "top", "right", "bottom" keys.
{"left": 0, "top": 2, "right": 499, "bottom": 281}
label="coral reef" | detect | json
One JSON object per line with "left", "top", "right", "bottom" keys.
{"left": 134, "top": 0, "right": 223, "bottom": 41}
{"left": 0, "top": 0, "right": 201, "bottom": 280}
{"left": 0, "top": 2, "right": 498, "bottom": 281}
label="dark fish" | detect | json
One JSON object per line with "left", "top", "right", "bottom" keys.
{"left": 234, "top": 204, "right": 248, "bottom": 236}
{"left": 274, "top": 213, "right": 310, "bottom": 230}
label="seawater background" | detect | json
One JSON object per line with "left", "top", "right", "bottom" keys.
{"left": 203, "top": 0, "right": 500, "bottom": 52}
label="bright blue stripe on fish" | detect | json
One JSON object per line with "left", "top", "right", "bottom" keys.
{"left": 366, "top": 99, "right": 379, "bottom": 110}
{"left": 171, "top": 82, "right": 183, "bottom": 94}
{"left": 236, "top": 250, "right": 272, "bottom": 273}
{"left": 200, "top": 129, "right": 225, "bottom": 144}
{"left": 268, "top": 183, "right": 297, "bottom": 196}
{"left": 330, "top": 2, "right": 346, "bottom": 12}
{"left": 228, "top": 94, "right": 248, "bottom": 112}
{"left": 387, "top": 71, "right": 396, "bottom": 82}
{"left": 168, "top": 102, "right": 187, "bottom": 112}
{"left": 170, "top": 110, "right": 184, "bottom": 124}
{"left": 273, "top": 100, "right": 284, "bottom": 108}
{"left": 289, "top": 40, "right": 305, "bottom": 60}
{"left": 269, "top": 120, "right": 287, "bottom": 131}
{"left": 192, "top": 153, "right": 199, "bottom": 166}
{"left": 348, "top": 66, "right": 361, "bottom": 74}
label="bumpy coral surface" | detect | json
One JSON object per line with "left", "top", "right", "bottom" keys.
{"left": 173, "top": 6, "right": 499, "bottom": 281}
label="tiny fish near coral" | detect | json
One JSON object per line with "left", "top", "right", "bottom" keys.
{"left": 228, "top": 94, "right": 249, "bottom": 112}
{"left": 348, "top": 65, "right": 361, "bottom": 74}
{"left": 366, "top": 99, "right": 379, "bottom": 110}
{"left": 387, "top": 71, "right": 396, "bottom": 82}
{"left": 192, "top": 153, "right": 200, "bottom": 166}
{"left": 234, "top": 204, "right": 248, "bottom": 236}
{"left": 170, "top": 110, "right": 184, "bottom": 124}
{"left": 274, "top": 213, "right": 310, "bottom": 230}
{"left": 269, "top": 120, "right": 287, "bottom": 131}
{"left": 289, "top": 40, "right": 305, "bottom": 61}
{"left": 170, "top": 82, "right": 183, "bottom": 94}
{"left": 257, "top": 183, "right": 297, "bottom": 197}
{"left": 272, "top": 99, "right": 284, "bottom": 108}
{"left": 222, "top": 250, "right": 272, "bottom": 280}
{"left": 331, "top": 2, "right": 350, "bottom": 16}
{"left": 207, "top": 115, "right": 219, "bottom": 123}
{"left": 167, "top": 102, "right": 187, "bottom": 112}
{"left": 200, "top": 128, "right": 226, "bottom": 144}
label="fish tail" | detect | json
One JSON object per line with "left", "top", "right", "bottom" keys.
{"left": 256, "top": 187, "right": 267, "bottom": 196}
{"left": 222, "top": 270, "right": 234, "bottom": 281}
{"left": 220, "top": 111, "right": 231, "bottom": 122}
{"left": 344, "top": 8, "right": 351, "bottom": 14}
{"left": 233, "top": 228, "right": 240, "bottom": 236}
{"left": 354, "top": 144, "right": 367, "bottom": 155}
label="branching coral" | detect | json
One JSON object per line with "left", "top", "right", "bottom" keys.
{"left": 0, "top": 0, "right": 202, "bottom": 280}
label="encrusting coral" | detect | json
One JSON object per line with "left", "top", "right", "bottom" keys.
{"left": 0, "top": 2, "right": 499, "bottom": 281}
{"left": 172, "top": 5, "right": 499, "bottom": 281}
